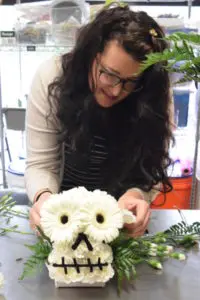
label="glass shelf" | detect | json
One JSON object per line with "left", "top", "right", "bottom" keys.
{"left": 0, "top": 44, "right": 72, "bottom": 54}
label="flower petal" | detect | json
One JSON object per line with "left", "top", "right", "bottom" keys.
{"left": 122, "top": 209, "right": 136, "bottom": 224}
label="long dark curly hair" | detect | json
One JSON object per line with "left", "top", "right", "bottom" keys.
{"left": 48, "top": 5, "right": 174, "bottom": 198}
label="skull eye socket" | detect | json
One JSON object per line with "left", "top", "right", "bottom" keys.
{"left": 60, "top": 215, "right": 68, "bottom": 224}
{"left": 96, "top": 213, "right": 104, "bottom": 224}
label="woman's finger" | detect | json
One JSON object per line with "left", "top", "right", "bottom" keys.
{"left": 29, "top": 207, "right": 41, "bottom": 230}
{"left": 132, "top": 211, "right": 151, "bottom": 234}
{"left": 126, "top": 211, "right": 151, "bottom": 237}
{"left": 133, "top": 201, "right": 149, "bottom": 228}
{"left": 126, "top": 201, "right": 149, "bottom": 231}
{"left": 132, "top": 230, "right": 146, "bottom": 237}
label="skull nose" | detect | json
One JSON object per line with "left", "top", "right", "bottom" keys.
{"left": 72, "top": 233, "right": 93, "bottom": 251}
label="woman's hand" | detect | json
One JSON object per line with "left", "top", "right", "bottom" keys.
{"left": 118, "top": 189, "right": 151, "bottom": 237}
{"left": 29, "top": 192, "right": 52, "bottom": 232}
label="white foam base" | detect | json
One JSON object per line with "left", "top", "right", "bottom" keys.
{"left": 55, "top": 281, "right": 105, "bottom": 288}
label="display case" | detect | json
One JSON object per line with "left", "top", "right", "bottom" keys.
{"left": 0, "top": 1, "right": 199, "bottom": 208}
{"left": 0, "top": 0, "right": 90, "bottom": 105}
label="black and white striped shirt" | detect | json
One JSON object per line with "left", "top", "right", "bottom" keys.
{"left": 60, "top": 135, "right": 108, "bottom": 192}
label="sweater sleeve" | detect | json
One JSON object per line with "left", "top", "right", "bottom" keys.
{"left": 25, "top": 55, "right": 63, "bottom": 203}
{"left": 128, "top": 187, "right": 160, "bottom": 204}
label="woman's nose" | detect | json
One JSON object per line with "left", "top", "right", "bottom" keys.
{"left": 110, "top": 83, "right": 122, "bottom": 97}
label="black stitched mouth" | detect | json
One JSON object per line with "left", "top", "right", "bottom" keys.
{"left": 52, "top": 257, "right": 108, "bottom": 274}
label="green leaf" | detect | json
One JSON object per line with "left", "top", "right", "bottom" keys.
{"left": 25, "top": 240, "right": 51, "bottom": 258}
{"left": 19, "top": 255, "right": 45, "bottom": 280}
{"left": 165, "top": 221, "right": 200, "bottom": 237}
{"left": 116, "top": 269, "right": 124, "bottom": 294}
{"left": 0, "top": 192, "right": 13, "bottom": 202}
{"left": 140, "top": 31, "right": 200, "bottom": 86}
{"left": 36, "top": 226, "right": 52, "bottom": 245}
{"left": 105, "top": 0, "right": 115, "bottom": 6}
{"left": 147, "top": 259, "right": 163, "bottom": 270}
{"left": 124, "top": 268, "right": 131, "bottom": 281}
{"left": 166, "top": 32, "right": 200, "bottom": 45}
{"left": 131, "top": 265, "right": 137, "bottom": 278}
{"left": 177, "top": 235, "right": 198, "bottom": 249}
{"left": 20, "top": 239, "right": 52, "bottom": 280}
{"left": 104, "top": 0, "right": 127, "bottom": 8}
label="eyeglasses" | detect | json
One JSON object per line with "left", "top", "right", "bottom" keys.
{"left": 98, "top": 62, "right": 141, "bottom": 93}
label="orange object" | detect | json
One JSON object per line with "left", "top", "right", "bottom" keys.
{"left": 151, "top": 176, "right": 192, "bottom": 209}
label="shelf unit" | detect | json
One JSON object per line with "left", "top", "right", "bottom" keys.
{"left": 0, "top": 1, "right": 85, "bottom": 188}
{"left": 0, "top": 41, "right": 74, "bottom": 188}
{"left": 0, "top": 45, "right": 70, "bottom": 52}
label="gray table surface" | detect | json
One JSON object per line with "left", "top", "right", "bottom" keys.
{"left": 0, "top": 208, "right": 200, "bottom": 300}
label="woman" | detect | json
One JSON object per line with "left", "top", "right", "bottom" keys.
{"left": 26, "top": 5, "right": 174, "bottom": 237}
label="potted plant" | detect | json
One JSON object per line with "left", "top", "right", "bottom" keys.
{"left": 141, "top": 32, "right": 200, "bottom": 208}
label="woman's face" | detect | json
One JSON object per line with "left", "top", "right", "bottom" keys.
{"left": 91, "top": 40, "right": 141, "bottom": 108}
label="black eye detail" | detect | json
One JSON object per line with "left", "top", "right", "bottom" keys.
{"left": 96, "top": 213, "right": 104, "bottom": 224}
{"left": 60, "top": 215, "right": 68, "bottom": 224}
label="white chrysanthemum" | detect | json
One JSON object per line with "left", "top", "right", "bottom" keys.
{"left": 83, "top": 264, "right": 115, "bottom": 283}
{"left": 47, "top": 252, "right": 85, "bottom": 284}
{"left": 148, "top": 260, "right": 163, "bottom": 270}
{"left": 47, "top": 242, "right": 114, "bottom": 284}
{"left": 80, "top": 190, "right": 124, "bottom": 243}
{"left": 0, "top": 272, "right": 4, "bottom": 288}
{"left": 122, "top": 209, "right": 136, "bottom": 224}
{"left": 74, "top": 244, "right": 114, "bottom": 284}
{"left": 148, "top": 250, "right": 157, "bottom": 257}
{"left": 52, "top": 237, "right": 113, "bottom": 262}
{"left": 48, "top": 263, "right": 85, "bottom": 284}
{"left": 177, "top": 253, "right": 186, "bottom": 261}
{"left": 149, "top": 243, "right": 158, "bottom": 250}
{"left": 80, "top": 241, "right": 113, "bottom": 264}
{"left": 166, "top": 245, "right": 174, "bottom": 253}
{"left": 170, "top": 252, "right": 186, "bottom": 261}
{"left": 41, "top": 189, "right": 84, "bottom": 243}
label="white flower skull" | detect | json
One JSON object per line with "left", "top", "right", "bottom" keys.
{"left": 41, "top": 187, "right": 135, "bottom": 285}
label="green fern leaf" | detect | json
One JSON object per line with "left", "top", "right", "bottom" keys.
{"left": 165, "top": 221, "right": 200, "bottom": 237}
{"left": 116, "top": 268, "right": 124, "bottom": 294}
{"left": 124, "top": 268, "right": 131, "bottom": 281}
{"left": 36, "top": 226, "right": 52, "bottom": 245}
{"left": 20, "top": 239, "right": 52, "bottom": 280}
{"left": 19, "top": 255, "right": 45, "bottom": 280}
{"left": 190, "top": 222, "right": 200, "bottom": 234}
{"left": 25, "top": 241, "right": 51, "bottom": 258}
{"left": 140, "top": 31, "right": 200, "bottom": 85}
{"left": 177, "top": 235, "right": 198, "bottom": 249}
{"left": 167, "top": 32, "right": 200, "bottom": 45}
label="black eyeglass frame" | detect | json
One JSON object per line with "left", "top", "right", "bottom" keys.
{"left": 98, "top": 62, "right": 142, "bottom": 93}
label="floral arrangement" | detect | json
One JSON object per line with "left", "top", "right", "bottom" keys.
{"left": 21, "top": 187, "right": 136, "bottom": 288}
{"left": 0, "top": 188, "right": 199, "bottom": 293}
{"left": 16, "top": 187, "right": 200, "bottom": 292}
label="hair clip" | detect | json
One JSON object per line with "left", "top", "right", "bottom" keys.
{"left": 149, "top": 28, "right": 158, "bottom": 37}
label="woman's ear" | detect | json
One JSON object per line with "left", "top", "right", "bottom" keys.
{"left": 96, "top": 53, "right": 100, "bottom": 60}
{"left": 89, "top": 56, "right": 98, "bottom": 91}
